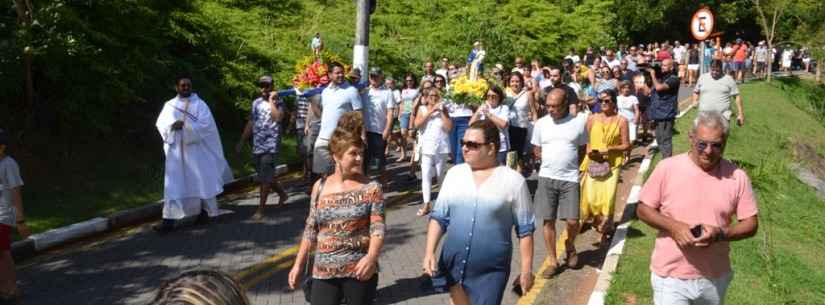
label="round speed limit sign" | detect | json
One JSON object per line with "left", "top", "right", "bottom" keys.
{"left": 690, "top": 8, "right": 714, "bottom": 41}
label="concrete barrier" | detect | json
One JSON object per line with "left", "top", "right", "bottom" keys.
{"left": 11, "top": 168, "right": 291, "bottom": 260}
{"left": 29, "top": 217, "right": 109, "bottom": 251}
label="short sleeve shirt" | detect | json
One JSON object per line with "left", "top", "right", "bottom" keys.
{"left": 250, "top": 97, "right": 285, "bottom": 154}
{"left": 319, "top": 82, "right": 363, "bottom": 141}
{"left": 639, "top": 154, "right": 758, "bottom": 279}
{"left": 695, "top": 74, "right": 739, "bottom": 119}
{"left": 649, "top": 73, "right": 680, "bottom": 121}
{"left": 0, "top": 156, "right": 24, "bottom": 226}
{"left": 733, "top": 45, "right": 748, "bottom": 61}
{"left": 363, "top": 86, "right": 396, "bottom": 134}
{"left": 530, "top": 114, "right": 587, "bottom": 182}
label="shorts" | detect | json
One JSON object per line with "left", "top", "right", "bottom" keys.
{"left": 399, "top": 112, "right": 411, "bottom": 131}
{"left": 534, "top": 177, "right": 580, "bottom": 220}
{"left": 688, "top": 64, "right": 699, "bottom": 71}
{"left": 254, "top": 153, "right": 279, "bottom": 184}
{"left": 651, "top": 272, "right": 733, "bottom": 305}
{"left": 756, "top": 62, "right": 766, "bottom": 71}
{"left": 365, "top": 132, "right": 387, "bottom": 172}
{"left": 731, "top": 61, "right": 745, "bottom": 71}
{"left": 0, "top": 224, "right": 12, "bottom": 251}
{"left": 313, "top": 144, "right": 334, "bottom": 175}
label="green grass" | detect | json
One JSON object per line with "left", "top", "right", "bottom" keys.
{"left": 606, "top": 80, "right": 825, "bottom": 305}
{"left": 16, "top": 133, "right": 299, "bottom": 240}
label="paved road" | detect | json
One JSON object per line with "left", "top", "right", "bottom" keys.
{"left": 17, "top": 85, "right": 695, "bottom": 305}
{"left": 17, "top": 159, "right": 552, "bottom": 305}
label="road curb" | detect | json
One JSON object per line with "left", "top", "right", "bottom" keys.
{"left": 587, "top": 96, "right": 692, "bottom": 305}
{"left": 11, "top": 165, "right": 288, "bottom": 260}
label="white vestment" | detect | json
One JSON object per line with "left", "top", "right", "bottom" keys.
{"left": 155, "top": 94, "right": 233, "bottom": 219}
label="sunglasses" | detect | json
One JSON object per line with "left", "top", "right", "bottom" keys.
{"left": 695, "top": 140, "right": 724, "bottom": 151}
{"left": 600, "top": 99, "right": 613, "bottom": 104}
{"left": 461, "top": 140, "right": 488, "bottom": 150}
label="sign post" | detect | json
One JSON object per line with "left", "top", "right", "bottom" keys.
{"left": 691, "top": 7, "right": 715, "bottom": 75}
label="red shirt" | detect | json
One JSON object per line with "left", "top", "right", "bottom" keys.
{"left": 733, "top": 45, "right": 748, "bottom": 62}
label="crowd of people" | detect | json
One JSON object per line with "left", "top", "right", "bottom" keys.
{"left": 0, "top": 38, "right": 768, "bottom": 305}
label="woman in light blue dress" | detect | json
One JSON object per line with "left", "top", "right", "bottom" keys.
{"left": 422, "top": 120, "right": 536, "bottom": 305}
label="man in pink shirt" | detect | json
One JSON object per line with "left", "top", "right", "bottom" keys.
{"left": 637, "top": 111, "right": 759, "bottom": 305}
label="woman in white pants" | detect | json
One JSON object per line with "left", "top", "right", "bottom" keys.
{"left": 414, "top": 88, "right": 453, "bottom": 216}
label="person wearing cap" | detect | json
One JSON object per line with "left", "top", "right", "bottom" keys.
{"left": 155, "top": 76, "right": 234, "bottom": 233}
{"left": 237, "top": 75, "right": 289, "bottom": 220}
{"left": 753, "top": 41, "right": 768, "bottom": 79}
{"left": 0, "top": 129, "right": 28, "bottom": 304}
{"left": 362, "top": 67, "right": 396, "bottom": 185}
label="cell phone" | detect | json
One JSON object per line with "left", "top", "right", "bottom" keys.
{"left": 511, "top": 277, "right": 524, "bottom": 296}
{"left": 690, "top": 225, "right": 703, "bottom": 238}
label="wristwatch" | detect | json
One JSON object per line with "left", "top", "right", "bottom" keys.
{"left": 715, "top": 228, "right": 727, "bottom": 242}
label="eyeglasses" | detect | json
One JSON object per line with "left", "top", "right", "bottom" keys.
{"left": 695, "top": 140, "right": 724, "bottom": 151}
{"left": 435, "top": 79, "right": 445, "bottom": 83}
{"left": 486, "top": 93, "right": 499, "bottom": 99}
{"left": 461, "top": 140, "right": 488, "bottom": 150}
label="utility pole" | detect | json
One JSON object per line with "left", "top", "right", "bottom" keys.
{"left": 353, "top": 0, "right": 370, "bottom": 80}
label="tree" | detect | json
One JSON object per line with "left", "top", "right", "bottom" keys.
{"left": 751, "top": 0, "right": 791, "bottom": 82}
{"left": 791, "top": 0, "right": 825, "bottom": 83}
{"left": 12, "top": 0, "right": 34, "bottom": 114}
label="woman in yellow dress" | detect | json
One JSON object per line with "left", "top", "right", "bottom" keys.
{"left": 580, "top": 89, "right": 631, "bottom": 242}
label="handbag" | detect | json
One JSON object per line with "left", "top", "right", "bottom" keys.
{"left": 587, "top": 161, "right": 611, "bottom": 178}
{"left": 302, "top": 177, "right": 326, "bottom": 303}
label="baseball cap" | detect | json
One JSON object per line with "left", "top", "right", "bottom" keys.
{"left": 258, "top": 75, "right": 273, "bottom": 85}
{"left": 0, "top": 129, "right": 8, "bottom": 146}
{"left": 369, "top": 67, "right": 383, "bottom": 76}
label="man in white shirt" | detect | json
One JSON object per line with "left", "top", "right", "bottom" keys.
{"left": 531, "top": 88, "right": 588, "bottom": 277}
{"left": 313, "top": 62, "right": 363, "bottom": 175}
{"left": 363, "top": 67, "right": 396, "bottom": 183}
{"left": 604, "top": 49, "right": 621, "bottom": 69}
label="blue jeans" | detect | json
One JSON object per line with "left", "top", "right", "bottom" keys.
{"left": 449, "top": 116, "right": 471, "bottom": 164}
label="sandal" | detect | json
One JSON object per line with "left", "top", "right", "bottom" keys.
{"left": 541, "top": 261, "right": 560, "bottom": 279}
{"left": 566, "top": 249, "right": 580, "bottom": 269}
{"left": 417, "top": 202, "right": 432, "bottom": 217}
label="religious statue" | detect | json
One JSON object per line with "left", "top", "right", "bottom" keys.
{"left": 466, "top": 41, "right": 486, "bottom": 81}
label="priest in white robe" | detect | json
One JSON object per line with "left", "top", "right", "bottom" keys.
{"left": 154, "top": 77, "right": 233, "bottom": 233}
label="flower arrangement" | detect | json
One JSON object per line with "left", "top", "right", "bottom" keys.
{"left": 447, "top": 73, "right": 490, "bottom": 105}
{"left": 292, "top": 51, "right": 349, "bottom": 90}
